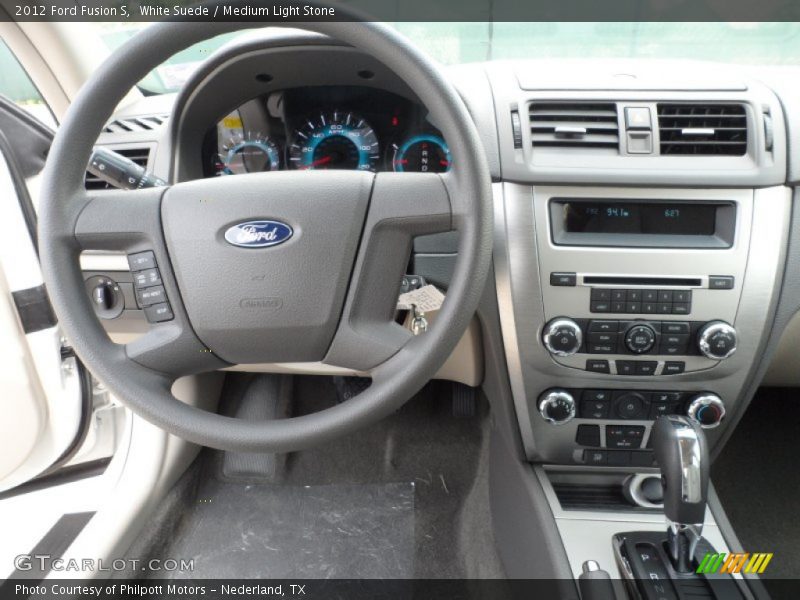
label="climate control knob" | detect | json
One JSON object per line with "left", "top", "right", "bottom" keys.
{"left": 687, "top": 394, "right": 726, "bottom": 428}
{"left": 538, "top": 389, "right": 576, "bottom": 425}
{"left": 697, "top": 321, "right": 737, "bottom": 360}
{"left": 624, "top": 324, "right": 657, "bottom": 354}
{"left": 543, "top": 318, "right": 583, "bottom": 357}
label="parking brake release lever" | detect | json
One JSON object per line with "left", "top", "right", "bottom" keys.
{"left": 87, "top": 146, "right": 166, "bottom": 190}
{"left": 652, "top": 415, "right": 710, "bottom": 573}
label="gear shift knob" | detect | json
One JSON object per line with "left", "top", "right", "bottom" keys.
{"left": 652, "top": 415, "right": 710, "bottom": 572}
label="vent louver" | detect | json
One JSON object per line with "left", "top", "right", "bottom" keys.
{"left": 85, "top": 147, "right": 151, "bottom": 190}
{"left": 528, "top": 102, "right": 619, "bottom": 150}
{"left": 102, "top": 114, "right": 169, "bottom": 134}
{"left": 657, "top": 104, "right": 747, "bottom": 156}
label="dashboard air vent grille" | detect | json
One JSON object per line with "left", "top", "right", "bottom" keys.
{"left": 103, "top": 114, "right": 169, "bottom": 134}
{"left": 657, "top": 104, "right": 747, "bottom": 156}
{"left": 528, "top": 102, "right": 619, "bottom": 150}
{"left": 85, "top": 147, "right": 151, "bottom": 190}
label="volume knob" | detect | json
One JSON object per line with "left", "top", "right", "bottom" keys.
{"left": 543, "top": 318, "right": 583, "bottom": 357}
{"left": 538, "top": 389, "right": 576, "bottom": 425}
{"left": 697, "top": 321, "right": 737, "bottom": 360}
{"left": 687, "top": 394, "right": 726, "bottom": 428}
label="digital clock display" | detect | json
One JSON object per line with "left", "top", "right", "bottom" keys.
{"left": 562, "top": 202, "right": 716, "bottom": 235}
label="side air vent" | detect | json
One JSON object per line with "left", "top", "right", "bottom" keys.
{"left": 657, "top": 104, "right": 748, "bottom": 156}
{"left": 85, "top": 147, "right": 151, "bottom": 190}
{"left": 102, "top": 114, "right": 169, "bottom": 134}
{"left": 528, "top": 102, "right": 619, "bottom": 151}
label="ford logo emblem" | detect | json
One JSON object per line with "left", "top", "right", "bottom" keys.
{"left": 224, "top": 220, "right": 293, "bottom": 248}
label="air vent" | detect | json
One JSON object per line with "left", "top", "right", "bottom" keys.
{"left": 102, "top": 114, "right": 169, "bottom": 134}
{"left": 657, "top": 104, "right": 747, "bottom": 156}
{"left": 528, "top": 102, "right": 619, "bottom": 151}
{"left": 85, "top": 147, "right": 151, "bottom": 190}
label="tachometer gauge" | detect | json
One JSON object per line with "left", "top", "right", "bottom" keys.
{"left": 289, "top": 111, "right": 380, "bottom": 171}
{"left": 217, "top": 135, "right": 281, "bottom": 175}
{"left": 392, "top": 134, "right": 451, "bottom": 173}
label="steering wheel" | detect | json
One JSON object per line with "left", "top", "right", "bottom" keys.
{"left": 37, "top": 19, "right": 492, "bottom": 452}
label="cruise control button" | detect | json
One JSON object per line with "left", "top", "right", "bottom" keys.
{"left": 127, "top": 251, "right": 156, "bottom": 272}
{"left": 133, "top": 268, "right": 162, "bottom": 288}
{"left": 136, "top": 285, "right": 166, "bottom": 307}
{"left": 144, "top": 302, "right": 174, "bottom": 323}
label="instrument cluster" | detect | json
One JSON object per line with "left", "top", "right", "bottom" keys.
{"left": 202, "top": 86, "right": 451, "bottom": 177}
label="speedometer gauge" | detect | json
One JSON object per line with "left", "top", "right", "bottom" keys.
{"left": 392, "top": 134, "right": 451, "bottom": 173}
{"left": 289, "top": 111, "right": 380, "bottom": 171}
{"left": 217, "top": 135, "right": 281, "bottom": 175}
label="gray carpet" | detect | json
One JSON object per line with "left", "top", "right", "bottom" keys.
{"left": 713, "top": 388, "right": 800, "bottom": 591}
{"left": 121, "top": 375, "right": 505, "bottom": 580}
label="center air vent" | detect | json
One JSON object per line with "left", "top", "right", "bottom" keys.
{"left": 85, "top": 147, "right": 151, "bottom": 190}
{"left": 657, "top": 104, "right": 747, "bottom": 156}
{"left": 528, "top": 102, "right": 619, "bottom": 151}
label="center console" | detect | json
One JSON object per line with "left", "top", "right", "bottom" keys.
{"left": 494, "top": 183, "right": 789, "bottom": 466}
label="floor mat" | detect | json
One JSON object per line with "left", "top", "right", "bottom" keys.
{"left": 713, "top": 388, "right": 800, "bottom": 590}
{"left": 162, "top": 481, "right": 415, "bottom": 579}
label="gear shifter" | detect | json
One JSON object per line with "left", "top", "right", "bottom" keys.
{"left": 651, "top": 415, "right": 709, "bottom": 572}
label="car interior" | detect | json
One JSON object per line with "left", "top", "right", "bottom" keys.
{"left": 0, "top": 15, "right": 799, "bottom": 600}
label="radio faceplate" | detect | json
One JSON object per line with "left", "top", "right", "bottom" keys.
{"left": 493, "top": 182, "right": 790, "bottom": 464}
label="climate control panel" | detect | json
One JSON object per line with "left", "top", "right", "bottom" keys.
{"left": 541, "top": 317, "right": 737, "bottom": 375}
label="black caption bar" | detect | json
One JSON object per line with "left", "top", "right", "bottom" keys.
{"left": 3, "top": 0, "right": 800, "bottom": 22}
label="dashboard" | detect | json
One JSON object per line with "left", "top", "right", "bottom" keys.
{"left": 201, "top": 86, "right": 451, "bottom": 177}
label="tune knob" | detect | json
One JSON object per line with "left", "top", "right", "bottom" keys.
{"left": 687, "top": 394, "right": 726, "bottom": 428}
{"left": 538, "top": 389, "right": 576, "bottom": 425}
{"left": 624, "top": 324, "right": 657, "bottom": 354}
{"left": 697, "top": 321, "right": 737, "bottom": 360}
{"left": 543, "top": 318, "right": 583, "bottom": 357}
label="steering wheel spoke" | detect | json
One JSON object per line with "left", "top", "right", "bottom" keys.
{"left": 323, "top": 172, "right": 452, "bottom": 371}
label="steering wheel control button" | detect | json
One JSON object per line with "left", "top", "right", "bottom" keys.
{"left": 709, "top": 275, "right": 735, "bottom": 290}
{"left": 624, "top": 324, "right": 657, "bottom": 354}
{"left": 128, "top": 251, "right": 157, "bottom": 272}
{"left": 614, "top": 392, "right": 647, "bottom": 419}
{"left": 136, "top": 285, "right": 167, "bottom": 307}
{"left": 133, "top": 268, "right": 162, "bottom": 288}
{"left": 550, "top": 272, "right": 577, "bottom": 286}
{"left": 543, "top": 318, "right": 583, "bottom": 356}
{"left": 538, "top": 389, "right": 576, "bottom": 425}
{"left": 687, "top": 394, "right": 726, "bottom": 428}
{"left": 697, "top": 321, "right": 738, "bottom": 360}
{"left": 144, "top": 302, "right": 174, "bottom": 324}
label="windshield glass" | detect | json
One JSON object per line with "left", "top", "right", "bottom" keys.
{"left": 95, "top": 22, "right": 800, "bottom": 95}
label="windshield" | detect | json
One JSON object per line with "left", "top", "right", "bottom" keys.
{"left": 95, "top": 22, "right": 800, "bottom": 95}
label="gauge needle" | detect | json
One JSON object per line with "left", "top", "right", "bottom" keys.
{"left": 301, "top": 155, "right": 333, "bottom": 169}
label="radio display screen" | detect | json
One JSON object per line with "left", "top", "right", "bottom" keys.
{"left": 561, "top": 202, "right": 717, "bottom": 236}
